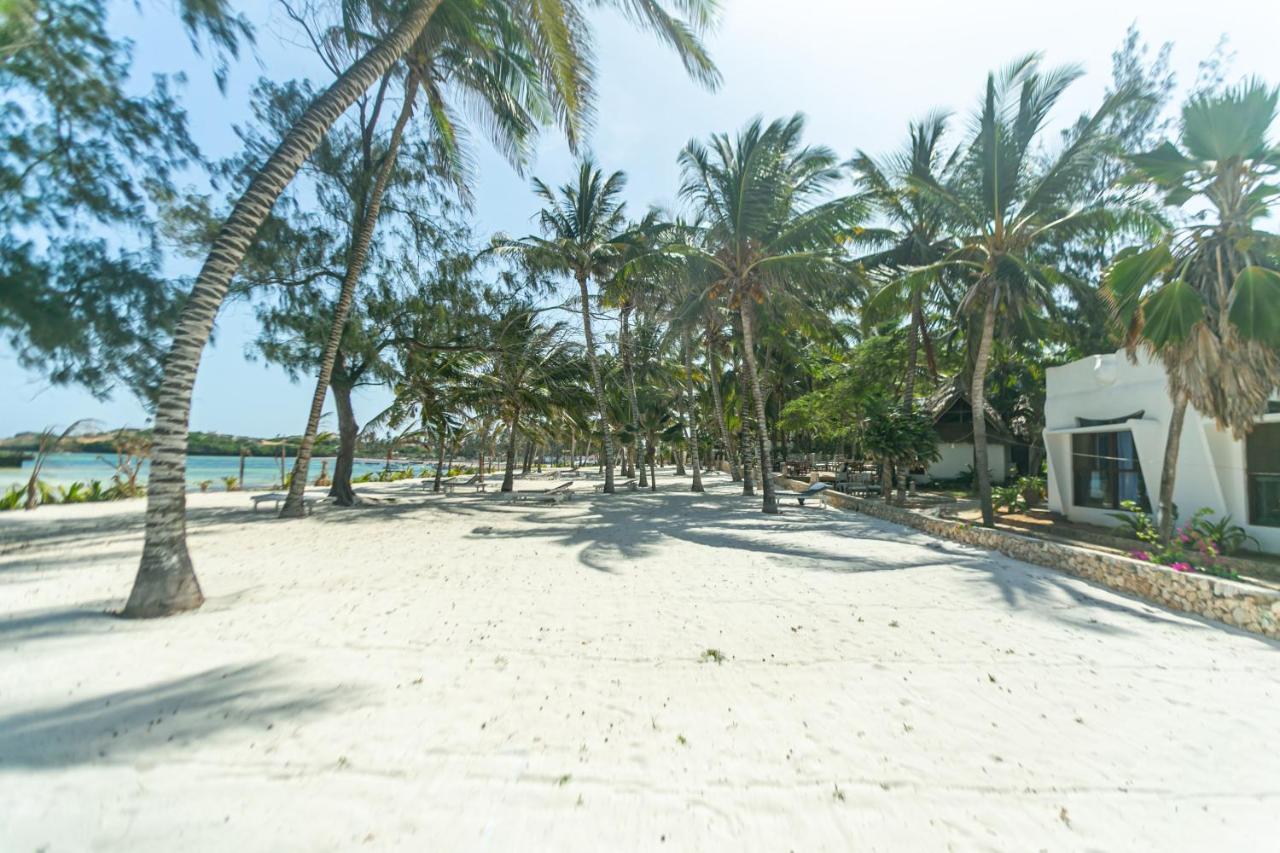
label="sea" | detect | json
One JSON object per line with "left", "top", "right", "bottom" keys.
{"left": 0, "top": 452, "right": 432, "bottom": 492}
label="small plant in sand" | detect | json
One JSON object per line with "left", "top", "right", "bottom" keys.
{"left": 699, "top": 648, "right": 726, "bottom": 665}
{"left": 222, "top": 476, "right": 239, "bottom": 492}
{"left": 198, "top": 480, "right": 212, "bottom": 493}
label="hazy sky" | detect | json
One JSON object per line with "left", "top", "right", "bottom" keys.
{"left": 4, "top": 0, "right": 1279, "bottom": 437}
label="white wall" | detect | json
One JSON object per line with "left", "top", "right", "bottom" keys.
{"left": 1044, "top": 350, "right": 1280, "bottom": 554}
{"left": 928, "top": 441, "right": 1009, "bottom": 484}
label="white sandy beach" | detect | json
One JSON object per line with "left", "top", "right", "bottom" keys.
{"left": 1, "top": 470, "right": 1278, "bottom": 851}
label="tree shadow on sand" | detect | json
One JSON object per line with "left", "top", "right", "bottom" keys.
{"left": 0, "top": 661, "right": 347, "bottom": 769}
{"left": 307, "top": 479, "right": 1252, "bottom": 641}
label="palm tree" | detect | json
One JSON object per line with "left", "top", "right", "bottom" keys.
{"left": 497, "top": 160, "right": 634, "bottom": 493}
{"left": 852, "top": 112, "right": 956, "bottom": 501}
{"left": 913, "top": 56, "right": 1141, "bottom": 526}
{"left": 471, "top": 308, "right": 586, "bottom": 491}
{"left": 125, "top": 0, "right": 719, "bottom": 617}
{"left": 1103, "top": 80, "right": 1280, "bottom": 541}
{"left": 675, "top": 115, "right": 864, "bottom": 513}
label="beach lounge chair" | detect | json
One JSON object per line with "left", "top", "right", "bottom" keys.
{"left": 250, "top": 492, "right": 323, "bottom": 514}
{"left": 784, "top": 482, "right": 829, "bottom": 507}
{"left": 443, "top": 474, "right": 486, "bottom": 495}
{"left": 593, "top": 479, "right": 637, "bottom": 493}
{"left": 507, "top": 481, "right": 574, "bottom": 503}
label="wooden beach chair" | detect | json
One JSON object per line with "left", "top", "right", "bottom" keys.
{"left": 443, "top": 474, "right": 486, "bottom": 495}
{"left": 507, "top": 481, "right": 574, "bottom": 504}
{"left": 250, "top": 492, "right": 323, "bottom": 514}
{"left": 593, "top": 479, "right": 637, "bottom": 493}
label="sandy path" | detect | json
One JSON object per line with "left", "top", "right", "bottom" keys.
{"left": 1, "top": 472, "right": 1277, "bottom": 851}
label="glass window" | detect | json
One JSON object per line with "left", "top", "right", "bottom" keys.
{"left": 1072, "top": 430, "right": 1150, "bottom": 511}
{"left": 1247, "top": 423, "right": 1280, "bottom": 528}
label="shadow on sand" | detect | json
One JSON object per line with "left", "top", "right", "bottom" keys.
{"left": 0, "top": 660, "right": 346, "bottom": 768}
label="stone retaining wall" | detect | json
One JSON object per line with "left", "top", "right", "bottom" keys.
{"left": 776, "top": 477, "right": 1280, "bottom": 639}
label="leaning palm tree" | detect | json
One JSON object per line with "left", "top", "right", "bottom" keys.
{"left": 675, "top": 115, "right": 865, "bottom": 513}
{"left": 279, "top": 0, "right": 565, "bottom": 518}
{"left": 912, "top": 55, "right": 1142, "bottom": 526}
{"left": 496, "top": 160, "right": 635, "bottom": 493}
{"left": 125, "top": 0, "right": 719, "bottom": 617}
{"left": 127, "top": 2, "right": 445, "bottom": 617}
{"left": 1103, "top": 79, "right": 1280, "bottom": 541}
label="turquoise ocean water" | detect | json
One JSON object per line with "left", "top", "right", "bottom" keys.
{"left": 0, "top": 452, "right": 429, "bottom": 492}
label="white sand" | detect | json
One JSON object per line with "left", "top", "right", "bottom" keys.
{"left": 1, "top": 471, "right": 1277, "bottom": 851}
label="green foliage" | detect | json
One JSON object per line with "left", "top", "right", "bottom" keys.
{"left": 1112, "top": 501, "right": 1242, "bottom": 578}
{"left": 0, "top": 484, "right": 22, "bottom": 510}
{"left": 0, "top": 0, "right": 201, "bottom": 401}
{"left": 221, "top": 476, "right": 238, "bottom": 492}
{"left": 1189, "top": 511, "right": 1261, "bottom": 556}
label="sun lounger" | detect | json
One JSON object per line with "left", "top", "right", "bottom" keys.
{"left": 250, "top": 493, "right": 323, "bottom": 514}
{"left": 593, "top": 479, "right": 638, "bottom": 492}
{"left": 785, "top": 482, "right": 829, "bottom": 506}
{"left": 442, "top": 474, "right": 486, "bottom": 495}
{"left": 507, "top": 481, "right": 574, "bottom": 503}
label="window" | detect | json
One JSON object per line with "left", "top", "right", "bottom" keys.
{"left": 1247, "top": 423, "right": 1280, "bottom": 528}
{"left": 1072, "top": 430, "right": 1149, "bottom": 511}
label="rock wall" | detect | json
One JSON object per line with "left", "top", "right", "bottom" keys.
{"left": 776, "top": 477, "right": 1280, "bottom": 639}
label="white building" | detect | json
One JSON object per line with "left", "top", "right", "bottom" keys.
{"left": 924, "top": 377, "right": 1012, "bottom": 484}
{"left": 1043, "top": 349, "right": 1280, "bottom": 554}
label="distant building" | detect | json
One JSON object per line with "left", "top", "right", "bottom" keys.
{"left": 924, "top": 376, "right": 1014, "bottom": 484}
{"left": 1043, "top": 349, "right": 1280, "bottom": 554}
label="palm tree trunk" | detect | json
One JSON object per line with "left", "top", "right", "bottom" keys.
{"left": 739, "top": 304, "right": 777, "bottom": 514}
{"left": 577, "top": 271, "right": 614, "bottom": 493}
{"left": 682, "top": 329, "right": 704, "bottom": 492}
{"left": 897, "top": 289, "right": 922, "bottom": 504}
{"left": 971, "top": 287, "right": 998, "bottom": 527}
{"left": 328, "top": 379, "right": 358, "bottom": 506}
{"left": 736, "top": 356, "right": 755, "bottom": 496}
{"left": 620, "top": 304, "right": 647, "bottom": 487}
{"left": 282, "top": 74, "right": 420, "bottom": 518}
{"left": 569, "top": 429, "right": 578, "bottom": 470}
{"left": 502, "top": 410, "right": 519, "bottom": 492}
{"left": 1157, "top": 390, "right": 1189, "bottom": 541}
{"left": 705, "top": 335, "right": 739, "bottom": 480}
{"left": 433, "top": 424, "right": 447, "bottom": 492}
{"left": 123, "top": 1, "right": 442, "bottom": 618}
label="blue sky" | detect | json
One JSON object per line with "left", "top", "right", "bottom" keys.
{"left": 4, "top": 0, "right": 1279, "bottom": 437}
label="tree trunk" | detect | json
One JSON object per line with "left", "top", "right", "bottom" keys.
{"left": 739, "top": 304, "right": 777, "bottom": 513}
{"left": 502, "top": 410, "right": 519, "bottom": 492}
{"left": 328, "top": 380, "right": 358, "bottom": 506}
{"left": 620, "top": 304, "right": 647, "bottom": 487}
{"left": 971, "top": 287, "right": 998, "bottom": 527}
{"left": 737, "top": 359, "right": 756, "bottom": 496}
{"left": 577, "top": 271, "right": 614, "bottom": 493}
{"left": 1157, "top": 391, "right": 1189, "bottom": 542}
{"left": 569, "top": 429, "right": 578, "bottom": 470}
{"left": 897, "top": 288, "right": 922, "bottom": 504}
{"left": 238, "top": 448, "right": 246, "bottom": 489}
{"left": 282, "top": 74, "right": 421, "bottom": 518}
{"left": 433, "top": 424, "right": 447, "bottom": 492}
{"left": 705, "top": 336, "right": 739, "bottom": 480}
{"left": 683, "top": 329, "right": 704, "bottom": 492}
{"left": 123, "top": 1, "right": 442, "bottom": 618}
{"left": 647, "top": 440, "right": 657, "bottom": 491}
{"left": 522, "top": 438, "right": 534, "bottom": 475}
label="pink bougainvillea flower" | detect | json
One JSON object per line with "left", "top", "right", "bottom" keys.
{"left": 1170, "top": 562, "right": 1195, "bottom": 573}
{"left": 1130, "top": 550, "right": 1151, "bottom": 562}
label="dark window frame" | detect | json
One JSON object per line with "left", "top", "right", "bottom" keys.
{"left": 1071, "top": 430, "right": 1150, "bottom": 511}
{"left": 1247, "top": 422, "right": 1280, "bottom": 528}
